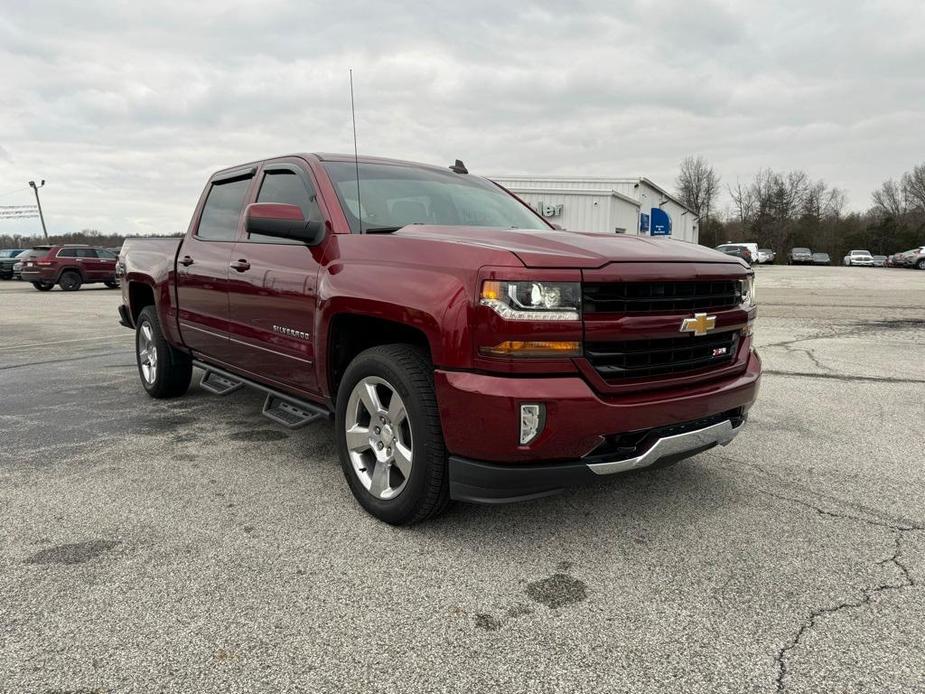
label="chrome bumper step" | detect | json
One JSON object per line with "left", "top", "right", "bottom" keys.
{"left": 586, "top": 418, "right": 743, "bottom": 476}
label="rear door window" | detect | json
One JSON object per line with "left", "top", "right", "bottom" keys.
{"left": 57, "top": 248, "right": 79, "bottom": 257}
{"left": 196, "top": 176, "right": 253, "bottom": 241}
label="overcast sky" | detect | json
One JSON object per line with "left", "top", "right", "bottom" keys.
{"left": 1, "top": 0, "right": 923, "bottom": 238}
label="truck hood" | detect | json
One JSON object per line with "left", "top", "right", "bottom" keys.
{"left": 395, "top": 226, "right": 741, "bottom": 269}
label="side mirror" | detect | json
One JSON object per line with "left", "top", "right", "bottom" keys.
{"left": 244, "top": 203, "right": 325, "bottom": 245}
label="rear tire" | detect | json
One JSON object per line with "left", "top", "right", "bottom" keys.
{"left": 32, "top": 281, "right": 53, "bottom": 292}
{"left": 135, "top": 305, "right": 192, "bottom": 399}
{"left": 335, "top": 344, "right": 450, "bottom": 525}
{"left": 917, "top": 259, "right": 925, "bottom": 270}
{"left": 58, "top": 271, "right": 82, "bottom": 291}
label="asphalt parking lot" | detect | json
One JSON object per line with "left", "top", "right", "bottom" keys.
{"left": 1, "top": 266, "right": 924, "bottom": 694}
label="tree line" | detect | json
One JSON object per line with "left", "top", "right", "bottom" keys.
{"left": 677, "top": 156, "right": 925, "bottom": 258}
{"left": 0, "top": 229, "right": 183, "bottom": 249}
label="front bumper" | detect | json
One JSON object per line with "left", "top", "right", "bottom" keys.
{"left": 435, "top": 349, "right": 760, "bottom": 463}
{"left": 449, "top": 415, "right": 745, "bottom": 503}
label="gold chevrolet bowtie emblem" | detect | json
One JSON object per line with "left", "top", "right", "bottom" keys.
{"left": 680, "top": 312, "right": 717, "bottom": 336}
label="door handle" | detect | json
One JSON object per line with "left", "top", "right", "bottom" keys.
{"left": 230, "top": 259, "right": 250, "bottom": 272}
{"left": 179, "top": 256, "right": 194, "bottom": 267}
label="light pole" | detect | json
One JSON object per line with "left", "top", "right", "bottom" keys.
{"left": 28, "top": 179, "right": 48, "bottom": 239}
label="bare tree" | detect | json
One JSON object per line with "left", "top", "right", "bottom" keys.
{"left": 676, "top": 155, "right": 720, "bottom": 222}
{"left": 728, "top": 179, "right": 755, "bottom": 224}
{"left": 902, "top": 163, "right": 925, "bottom": 212}
{"left": 872, "top": 178, "right": 908, "bottom": 218}
{"left": 804, "top": 180, "right": 845, "bottom": 221}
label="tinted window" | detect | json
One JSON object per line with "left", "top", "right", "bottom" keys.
{"left": 196, "top": 176, "right": 252, "bottom": 241}
{"left": 250, "top": 170, "right": 322, "bottom": 244}
{"left": 18, "top": 248, "right": 51, "bottom": 259}
{"left": 77, "top": 248, "right": 97, "bottom": 258}
{"left": 57, "top": 248, "right": 79, "bottom": 257}
{"left": 96, "top": 249, "right": 116, "bottom": 259}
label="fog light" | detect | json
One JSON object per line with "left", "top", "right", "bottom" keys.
{"left": 520, "top": 403, "right": 546, "bottom": 445}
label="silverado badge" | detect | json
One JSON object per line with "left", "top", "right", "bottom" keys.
{"left": 680, "top": 313, "right": 717, "bottom": 337}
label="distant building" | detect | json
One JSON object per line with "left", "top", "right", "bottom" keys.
{"left": 491, "top": 175, "right": 699, "bottom": 244}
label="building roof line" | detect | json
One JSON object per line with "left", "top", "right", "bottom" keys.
{"left": 496, "top": 185, "right": 641, "bottom": 206}
{"left": 492, "top": 174, "right": 697, "bottom": 216}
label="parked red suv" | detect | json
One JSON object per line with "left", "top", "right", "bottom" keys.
{"left": 19, "top": 245, "right": 120, "bottom": 291}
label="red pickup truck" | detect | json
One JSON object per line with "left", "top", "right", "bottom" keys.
{"left": 118, "top": 153, "right": 760, "bottom": 524}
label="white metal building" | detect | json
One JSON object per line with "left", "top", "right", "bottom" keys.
{"left": 491, "top": 175, "right": 699, "bottom": 244}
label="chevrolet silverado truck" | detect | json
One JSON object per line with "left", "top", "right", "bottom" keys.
{"left": 118, "top": 153, "right": 760, "bottom": 524}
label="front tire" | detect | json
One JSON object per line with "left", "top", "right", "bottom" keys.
{"left": 104, "top": 280, "right": 120, "bottom": 288}
{"left": 58, "top": 271, "right": 82, "bottom": 291}
{"left": 32, "top": 281, "right": 53, "bottom": 292}
{"left": 135, "top": 306, "right": 192, "bottom": 398}
{"left": 335, "top": 344, "right": 450, "bottom": 525}
{"left": 917, "top": 259, "right": 925, "bottom": 270}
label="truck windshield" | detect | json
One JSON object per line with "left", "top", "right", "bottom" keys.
{"left": 322, "top": 162, "right": 550, "bottom": 233}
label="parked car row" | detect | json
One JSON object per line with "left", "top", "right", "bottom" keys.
{"left": 715, "top": 243, "right": 924, "bottom": 269}
{"left": 715, "top": 243, "right": 779, "bottom": 266}
{"left": 887, "top": 246, "right": 925, "bottom": 270}
{"left": 0, "top": 245, "right": 120, "bottom": 290}
{"left": 0, "top": 247, "right": 28, "bottom": 279}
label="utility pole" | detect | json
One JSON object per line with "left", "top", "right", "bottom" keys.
{"left": 28, "top": 180, "right": 48, "bottom": 239}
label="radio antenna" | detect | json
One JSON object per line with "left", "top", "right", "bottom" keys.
{"left": 349, "top": 69, "right": 363, "bottom": 234}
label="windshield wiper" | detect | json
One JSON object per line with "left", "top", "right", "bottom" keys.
{"left": 363, "top": 223, "right": 427, "bottom": 234}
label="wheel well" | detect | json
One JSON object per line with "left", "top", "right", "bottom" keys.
{"left": 328, "top": 314, "right": 432, "bottom": 399}
{"left": 129, "top": 282, "right": 155, "bottom": 322}
{"left": 56, "top": 266, "right": 84, "bottom": 282}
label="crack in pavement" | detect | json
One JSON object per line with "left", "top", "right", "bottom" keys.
{"left": 757, "top": 488, "right": 924, "bottom": 533}
{"left": 778, "top": 342, "right": 834, "bottom": 372}
{"left": 713, "top": 455, "right": 925, "bottom": 534}
{"left": 761, "top": 370, "right": 925, "bottom": 384}
{"left": 709, "top": 455, "right": 923, "bottom": 691}
{"left": 753, "top": 487, "right": 921, "bottom": 692}
{"left": 773, "top": 527, "right": 917, "bottom": 693}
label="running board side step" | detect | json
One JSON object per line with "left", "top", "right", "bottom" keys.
{"left": 262, "top": 394, "right": 325, "bottom": 429}
{"left": 193, "top": 360, "right": 331, "bottom": 429}
{"left": 200, "top": 370, "right": 243, "bottom": 395}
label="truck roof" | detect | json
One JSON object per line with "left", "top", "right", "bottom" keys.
{"left": 211, "top": 153, "right": 459, "bottom": 179}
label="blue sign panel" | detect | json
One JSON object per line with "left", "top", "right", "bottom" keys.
{"left": 650, "top": 208, "right": 672, "bottom": 236}
{"left": 639, "top": 212, "right": 649, "bottom": 233}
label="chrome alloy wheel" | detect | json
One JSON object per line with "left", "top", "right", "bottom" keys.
{"left": 345, "top": 376, "right": 413, "bottom": 500}
{"left": 138, "top": 321, "right": 158, "bottom": 384}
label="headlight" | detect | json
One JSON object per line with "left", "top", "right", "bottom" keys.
{"left": 740, "top": 276, "right": 756, "bottom": 306}
{"left": 480, "top": 280, "right": 581, "bottom": 321}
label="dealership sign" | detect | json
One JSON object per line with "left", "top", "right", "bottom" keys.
{"left": 650, "top": 208, "right": 672, "bottom": 236}
{"left": 534, "top": 201, "right": 563, "bottom": 218}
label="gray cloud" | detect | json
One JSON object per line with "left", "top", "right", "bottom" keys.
{"left": 1, "top": 0, "right": 923, "bottom": 237}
